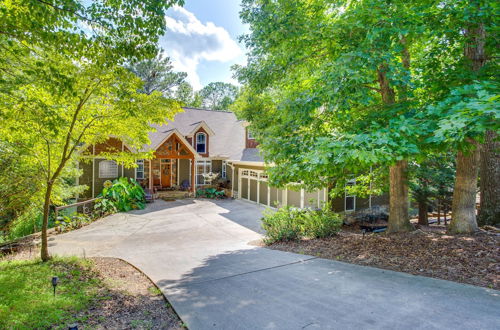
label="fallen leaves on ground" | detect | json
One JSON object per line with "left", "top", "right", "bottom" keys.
{"left": 76, "top": 257, "right": 183, "bottom": 329}
{"left": 268, "top": 226, "right": 499, "bottom": 290}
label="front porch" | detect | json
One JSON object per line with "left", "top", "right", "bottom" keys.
{"left": 137, "top": 131, "right": 197, "bottom": 192}
{"left": 135, "top": 130, "right": 226, "bottom": 193}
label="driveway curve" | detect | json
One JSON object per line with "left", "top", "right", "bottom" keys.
{"left": 50, "top": 199, "right": 500, "bottom": 330}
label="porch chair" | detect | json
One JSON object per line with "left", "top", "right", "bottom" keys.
{"left": 144, "top": 188, "right": 155, "bottom": 203}
{"left": 180, "top": 179, "right": 191, "bottom": 191}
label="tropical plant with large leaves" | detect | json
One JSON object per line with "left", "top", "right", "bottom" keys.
{"left": 96, "top": 177, "right": 146, "bottom": 213}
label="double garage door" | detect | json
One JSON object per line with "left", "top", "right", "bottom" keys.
{"left": 237, "top": 168, "right": 327, "bottom": 209}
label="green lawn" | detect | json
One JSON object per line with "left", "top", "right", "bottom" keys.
{"left": 0, "top": 257, "right": 101, "bottom": 328}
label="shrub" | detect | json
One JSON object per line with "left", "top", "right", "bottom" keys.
{"left": 55, "top": 213, "right": 93, "bottom": 232}
{"left": 196, "top": 187, "right": 225, "bottom": 199}
{"left": 261, "top": 204, "right": 342, "bottom": 244}
{"left": 301, "top": 208, "right": 342, "bottom": 238}
{"left": 95, "top": 177, "right": 145, "bottom": 213}
{"left": 261, "top": 206, "right": 303, "bottom": 244}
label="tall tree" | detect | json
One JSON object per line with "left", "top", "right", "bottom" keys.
{"left": 1, "top": 54, "right": 180, "bottom": 261}
{"left": 199, "top": 82, "right": 239, "bottom": 110}
{"left": 419, "top": 0, "right": 499, "bottom": 233}
{"left": 235, "top": 0, "right": 427, "bottom": 232}
{"left": 0, "top": 0, "right": 184, "bottom": 261}
{"left": 175, "top": 81, "right": 203, "bottom": 107}
{"left": 128, "top": 53, "right": 188, "bottom": 96}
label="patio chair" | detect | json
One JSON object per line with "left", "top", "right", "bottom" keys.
{"left": 144, "top": 188, "right": 155, "bottom": 203}
{"left": 180, "top": 179, "right": 191, "bottom": 191}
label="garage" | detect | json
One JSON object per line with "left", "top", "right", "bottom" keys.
{"left": 237, "top": 167, "right": 327, "bottom": 209}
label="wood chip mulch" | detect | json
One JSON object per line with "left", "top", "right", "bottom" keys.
{"left": 267, "top": 227, "right": 500, "bottom": 290}
{"left": 75, "top": 257, "right": 184, "bottom": 330}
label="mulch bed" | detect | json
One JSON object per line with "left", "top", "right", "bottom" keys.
{"left": 268, "top": 226, "right": 500, "bottom": 290}
{"left": 75, "top": 257, "right": 183, "bottom": 330}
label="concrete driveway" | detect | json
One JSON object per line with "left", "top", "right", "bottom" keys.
{"left": 50, "top": 199, "right": 500, "bottom": 330}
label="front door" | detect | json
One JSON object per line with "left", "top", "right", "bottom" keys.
{"left": 161, "top": 160, "right": 171, "bottom": 187}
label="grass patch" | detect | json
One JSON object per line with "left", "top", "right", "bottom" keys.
{"left": 0, "top": 257, "right": 101, "bottom": 328}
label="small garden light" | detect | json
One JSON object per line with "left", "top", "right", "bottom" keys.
{"left": 51, "top": 276, "right": 58, "bottom": 297}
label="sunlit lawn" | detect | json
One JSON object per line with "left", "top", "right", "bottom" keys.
{"left": 0, "top": 257, "right": 101, "bottom": 328}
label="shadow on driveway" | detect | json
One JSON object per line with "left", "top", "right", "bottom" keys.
{"left": 155, "top": 248, "right": 500, "bottom": 330}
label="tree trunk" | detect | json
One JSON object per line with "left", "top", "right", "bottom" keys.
{"left": 449, "top": 21, "right": 486, "bottom": 233}
{"left": 437, "top": 201, "right": 441, "bottom": 225}
{"left": 41, "top": 182, "right": 54, "bottom": 262}
{"left": 377, "top": 66, "right": 412, "bottom": 233}
{"left": 478, "top": 130, "right": 500, "bottom": 226}
{"left": 418, "top": 200, "right": 428, "bottom": 226}
{"left": 388, "top": 160, "right": 412, "bottom": 232}
{"left": 449, "top": 146, "right": 480, "bottom": 234}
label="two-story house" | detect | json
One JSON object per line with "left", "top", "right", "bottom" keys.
{"left": 79, "top": 107, "right": 387, "bottom": 212}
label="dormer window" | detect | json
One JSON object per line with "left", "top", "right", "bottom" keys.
{"left": 196, "top": 132, "right": 206, "bottom": 153}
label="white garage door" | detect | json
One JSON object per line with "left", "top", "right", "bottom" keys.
{"left": 238, "top": 169, "right": 274, "bottom": 207}
{"left": 238, "top": 168, "right": 327, "bottom": 208}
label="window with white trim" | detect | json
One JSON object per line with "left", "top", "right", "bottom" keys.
{"left": 195, "top": 160, "right": 212, "bottom": 186}
{"left": 222, "top": 161, "right": 227, "bottom": 178}
{"left": 247, "top": 129, "right": 254, "bottom": 140}
{"left": 99, "top": 160, "right": 118, "bottom": 178}
{"left": 196, "top": 132, "right": 206, "bottom": 153}
{"left": 136, "top": 159, "right": 144, "bottom": 179}
{"left": 345, "top": 179, "right": 356, "bottom": 212}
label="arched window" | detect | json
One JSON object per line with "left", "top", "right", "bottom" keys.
{"left": 99, "top": 160, "right": 118, "bottom": 178}
{"left": 196, "top": 132, "right": 206, "bottom": 153}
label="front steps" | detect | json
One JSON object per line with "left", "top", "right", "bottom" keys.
{"left": 156, "top": 190, "right": 193, "bottom": 200}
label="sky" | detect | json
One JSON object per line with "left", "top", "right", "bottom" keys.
{"left": 159, "top": 1, "right": 249, "bottom": 90}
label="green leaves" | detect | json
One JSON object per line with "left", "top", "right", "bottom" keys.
{"left": 198, "top": 82, "right": 239, "bottom": 110}
{"left": 423, "top": 81, "right": 499, "bottom": 148}
{"left": 234, "top": 0, "right": 498, "bottom": 197}
{"left": 96, "top": 177, "right": 146, "bottom": 213}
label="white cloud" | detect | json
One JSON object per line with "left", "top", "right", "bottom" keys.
{"left": 161, "top": 6, "right": 243, "bottom": 90}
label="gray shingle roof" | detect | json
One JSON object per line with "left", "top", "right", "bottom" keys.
{"left": 145, "top": 107, "right": 263, "bottom": 162}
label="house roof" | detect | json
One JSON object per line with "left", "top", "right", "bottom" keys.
{"left": 145, "top": 107, "right": 264, "bottom": 162}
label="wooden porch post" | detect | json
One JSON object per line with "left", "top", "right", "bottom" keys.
{"left": 231, "top": 165, "right": 235, "bottom": 198}
{"left": 148, "top": 159, "right": 153, "bottom": 190}
{"left": 191, "top": 157, "right": 196, "bottom": 192}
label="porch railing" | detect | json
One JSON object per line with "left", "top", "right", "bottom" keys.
{"left": 54, "top": 198, "right": 100, "bottom": 221}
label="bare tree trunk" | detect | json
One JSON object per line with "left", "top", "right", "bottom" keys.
{"left": 388, "top": 160, "right": 412, "bottom": 232}
{"left": 478, "top": 130, "right": 500, "bottom": 226}
{"left": 449, "top": 145, "right": 480, "bottom": 234}
{"left": 418, "top": 200, "right": 428, "bottom": 226}
{"left": 41, "top": 182, "right": 54, "bottom": 261}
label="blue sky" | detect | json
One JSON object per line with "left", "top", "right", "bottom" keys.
{"left": 159, "top": 1, "right": 249, "bottom": 90}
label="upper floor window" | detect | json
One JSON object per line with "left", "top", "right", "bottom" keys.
{"left": 247, "top": 129, "right": 254, "bottom": 140}
{"left": 99, "top": 160, "right": 118, "bottom": 178}
{"left": 196, "top": 132, "right": 206, "bottom": 153}
{"left": 136, "top": 159, "right": 144, "bottom": 179}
